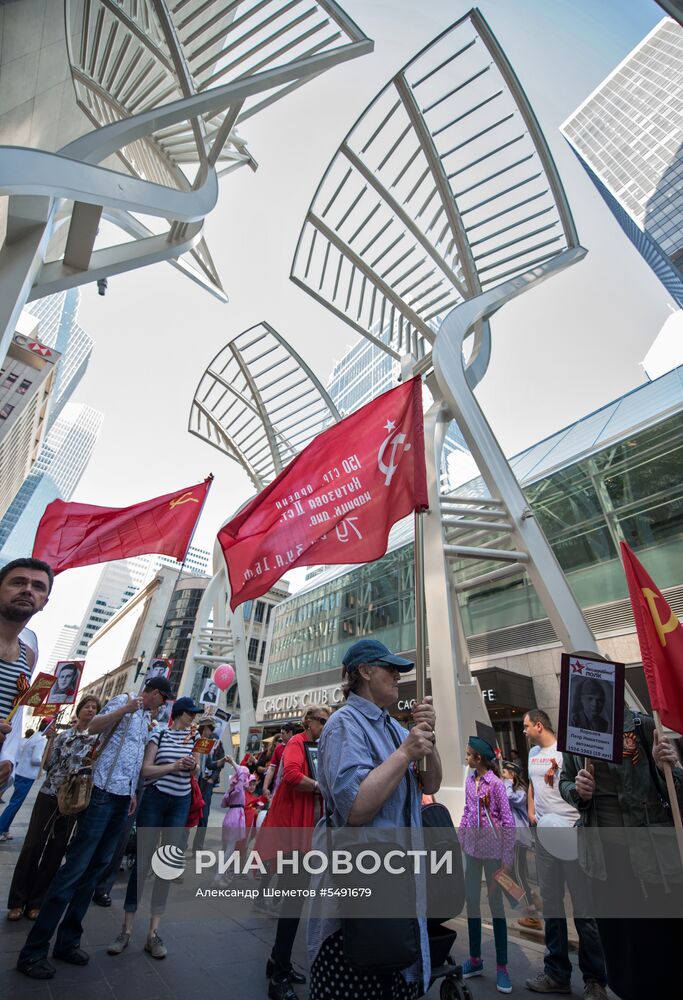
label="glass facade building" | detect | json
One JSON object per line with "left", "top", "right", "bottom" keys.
{"left": 0, "top": 290, "right": 97, "bottom": 564}
{"left": 155, "top": 580, "right": 209, "bottom": 693}
{"left": 25, "top": 290, "right": 94, "bottom": 430}
{"left": 0, "top": 402, "right": 103, "bottom": 563}
{"left": 560, "top": 18, "right": 683, "bottom": 307}
{"left": 265, "top": 364, "right": 683, "bottom": 700}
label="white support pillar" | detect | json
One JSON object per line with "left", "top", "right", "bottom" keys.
{"left": 422, "top": 398, "right": 490, "bottom": 818}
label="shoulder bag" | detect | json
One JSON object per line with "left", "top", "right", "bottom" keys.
{"left": 333, "top": 717, "right": 421, "bottom": 975}
{"left": 57, "top": 703, "right": 132, "bottom": 816}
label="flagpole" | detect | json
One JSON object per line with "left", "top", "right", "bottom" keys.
{"left": 652, "top": 709, "right": 683, "bottom": 868}
{"left": 141, "top": 475, "right": 214, "bottom": 695}
{"left": 414, "top": 509, "right": 427, "bottom": 773}
{"left": 175, "top": 474, "right": 214, "bottom": 585}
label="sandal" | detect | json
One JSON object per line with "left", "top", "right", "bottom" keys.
{"left": 26, "top": 908, "right": 40, "bottom": 920}
{"left": 7, "top": 908, "right": 23, "bottom": 921}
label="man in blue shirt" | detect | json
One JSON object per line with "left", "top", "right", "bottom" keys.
{"left": 17, "top": 675, "right": 174, "bottom": 980}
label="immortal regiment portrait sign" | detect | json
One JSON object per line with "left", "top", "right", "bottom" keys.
{"left": 219, "top": 378, "right": 428, "bottom": 609}
{"left": 146, "top": 657, "right": 172, "bottom": 680}
{"left": 44, "top": 660, "right": 84, "bottom": 708}
{"left": 557, "top": 653, "right": 625, "bottom": 762}
{"left": 199, "top": 679, "right": 220, "bottom": 706}
{"left": 3, "top": 672, "right": 55, "bottom": 722}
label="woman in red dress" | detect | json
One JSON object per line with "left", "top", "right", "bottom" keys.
{"left": 260, "top": 705, "right": 330, "bottom": 1000}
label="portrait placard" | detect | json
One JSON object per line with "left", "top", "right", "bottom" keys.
{"left": 43, "top": 661, "right": 84, "bottom": 709}
{"left": 557, "top": 654, "right": 625, "bottom": 763}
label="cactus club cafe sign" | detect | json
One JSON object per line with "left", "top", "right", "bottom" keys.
{"left": 260, "top": 667, "right": 535, "bottom": 719}
{"left": 262, "top": 684, "right": 344, "bottom": 715}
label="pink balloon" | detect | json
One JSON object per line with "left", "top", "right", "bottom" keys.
{"left": 213, "top": 663, "right": 235, "bottom": 691}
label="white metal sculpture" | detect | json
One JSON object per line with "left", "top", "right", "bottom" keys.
{"left": 185, "top": 322, "right": 341, "bottom": 745}
{"left": 0, "top": 0, "right": 372, "bottom": 364}
{"left": 291, "top": 8, "right": 599, "bottom": 812}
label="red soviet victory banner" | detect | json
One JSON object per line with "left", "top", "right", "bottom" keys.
{"left": 219, "top": 377, "right": 428, "bottom": 610}
{"left": 33, "top": 477, "right": 213, "bottom": 575}
{"left": 621, "top": 541, "right": 683, "bottom": 734}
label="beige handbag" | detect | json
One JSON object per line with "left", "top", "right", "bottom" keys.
{"left": 57, "top": 707, "right": 131, "bottom": 816}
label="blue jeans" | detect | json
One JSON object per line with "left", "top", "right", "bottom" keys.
{"left": 535, "top": 839, "right": 606, "bottom": 986}
{"left": 464, "top": 853, "right": 508, "bottom": 966}
{"left": 0, "top": 775, "right": 34, "bottom": 834}
{"left": 124, "top": 784, "right": 190, "bottom": 916}
{"left": 18, "top": 786, "right": 130, "bottom": 965}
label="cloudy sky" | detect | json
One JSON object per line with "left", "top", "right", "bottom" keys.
{"left": 31, "top": 0, "right": 676, "bottom": 661}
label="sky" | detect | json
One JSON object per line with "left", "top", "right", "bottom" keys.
{"left": 27, "top": 0, "right": 677, "bottom": 663}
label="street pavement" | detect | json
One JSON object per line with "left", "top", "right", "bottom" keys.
{"left": 0, "top": 784, "right": 607, "bottom": 1000}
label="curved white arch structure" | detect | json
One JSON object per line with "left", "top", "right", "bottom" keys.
{"left": 185, "top": 321, "right": 341, "bottom": 743}
{"left": 0, "top": 0, "right": 372, "bottom": 364}
{"left": 189, "top": 321, "right": 341, "bottom": 491}
{"left": 291, "top": 8, "right": 597, "bottom": 813}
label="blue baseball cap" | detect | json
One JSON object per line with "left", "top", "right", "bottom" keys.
{"left": 342, "top": 639, "right": 414, "bottom": 673}
{"left": 171, "top": 696, "right": 203, "bottom": 715}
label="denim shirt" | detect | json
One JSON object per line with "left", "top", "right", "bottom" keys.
{"left": 307, "top": 693, "right": 430, "bottom": 991}
{"left": 93, "top": 694, "right": 150, "bottom": 797}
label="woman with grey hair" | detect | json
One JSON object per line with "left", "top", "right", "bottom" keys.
{"left": 308, "top": 639, "right": 442, "bottom": 1000}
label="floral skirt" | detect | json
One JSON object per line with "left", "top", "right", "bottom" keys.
{"left": 309, "top": 930, "right": 421, "bottom": 999}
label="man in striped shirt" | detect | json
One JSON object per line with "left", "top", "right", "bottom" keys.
{"left": 0, "top": 558, "right": 54, "bottom": 789}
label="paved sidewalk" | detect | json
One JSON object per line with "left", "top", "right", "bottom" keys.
{"left": 0, "top": 785, "right": 601, "bottom": 1000}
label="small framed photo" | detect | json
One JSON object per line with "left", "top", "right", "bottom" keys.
{"left": 45, "top": 661, "right": 84, "bottom": 707}
{"left": 304, "top": 741, "right": 319, "bottom": 781}
{"left": 146, "top": 658, "right": 172, "bottom": 681}
{"left": 199, "top": 679, "right": 220, "bottom": 706}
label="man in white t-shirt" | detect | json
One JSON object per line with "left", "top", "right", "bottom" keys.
{"left": 523, "top": 709, "right": 607, "bottom": 1000}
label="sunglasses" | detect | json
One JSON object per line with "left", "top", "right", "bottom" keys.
{"left": 310, "top": 716, "right": 328, "bottom": 725}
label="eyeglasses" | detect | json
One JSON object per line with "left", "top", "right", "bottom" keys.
{"left": 367, "top": 661, "right": 399, "bottom": 673}
{"left": 310, "top": 716, "right": 328, "bottom": 725}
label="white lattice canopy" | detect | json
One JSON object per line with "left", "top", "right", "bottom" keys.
{"left": 189, "top": 321, "right": 340, "bottom": 490}
{"left": 291, "top": 8, "right": 579, "bottom": 366}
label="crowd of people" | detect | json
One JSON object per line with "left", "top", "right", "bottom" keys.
{"left": 1, "top": 557, "right": 682, "bottom": 1000}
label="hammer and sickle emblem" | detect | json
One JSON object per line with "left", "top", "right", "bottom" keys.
{"left": 377, "top": 420, "right": 412, "bottom": 487}
{"left": 169, "top": 492, "right": 199, "bottom": 509}
{"left": 642, "top": 587, "right": 680, "bottom": 647}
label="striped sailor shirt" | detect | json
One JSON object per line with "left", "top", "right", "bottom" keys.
{"left": 0, "top": 639, "right": 30, "bottom": 721}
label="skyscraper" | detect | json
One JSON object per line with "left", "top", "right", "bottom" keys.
{"left": 46, "top": 624, "right": 80, "bottom": 673}
{"left": 0, "top": 403, "right": 104, "bottom": 563}
{"left": 69, "top": 561, "right": 144, "bottom": 660}
{"left": 24, "top": 290, "right": 94, "bottom": 429}
{"left": 0, "top": 289, "right": 97, "bottom": 558}
{"left": 0, "top": 325, "right": 61, "bottom": 519}
{"left": 560, "top": 18, "right": 683, "bottom": 307}
{"left": 67, "top": 547, "right": 212, "bottom": 660}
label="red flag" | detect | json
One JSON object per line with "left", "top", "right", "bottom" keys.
{"left": 219, "top": 378, "right": 427, "bottom": 610}
{"left": 621, "top": 541, "right": 683, "bottom": 734}
{"left": 33, "top": 478, "right": 212, "bottom": 574}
